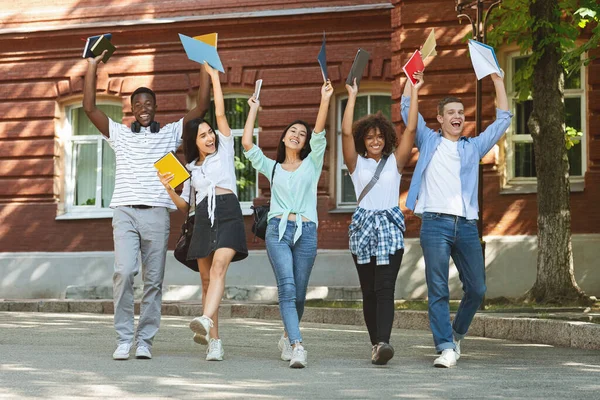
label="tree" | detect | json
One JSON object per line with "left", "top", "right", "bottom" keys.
{"left": 488, "top": 0, "right": 599, "bottom": 304}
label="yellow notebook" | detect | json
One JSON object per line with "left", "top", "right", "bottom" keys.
{"left": 154, "top": 151, "right": 191, "bottom": 189}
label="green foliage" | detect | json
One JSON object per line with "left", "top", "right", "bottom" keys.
{"left": 487, "top": 0, "right": 600, "bottom": 100}
{"left": 565, "top": 126, "right": 583, "bottom": 149}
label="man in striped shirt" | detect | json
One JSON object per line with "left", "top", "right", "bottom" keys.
{"left": 83, "top": 50, "right": 210, "bottom": 361}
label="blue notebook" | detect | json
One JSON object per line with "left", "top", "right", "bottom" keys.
{"left": 179, "top": 33, "right": 225, "bottom": 73}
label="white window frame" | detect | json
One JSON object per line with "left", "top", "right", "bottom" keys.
{"left": 202, "top": 94, "right": 259, "bottom": 215}
{"left": 336, "top": 92, "right": 392, "bottom": 209}
{"left": 504, "top": 51, "right": 587, "bottom": 188}
{"left": 57, "top": 101, "right": 120, "bottom": 220}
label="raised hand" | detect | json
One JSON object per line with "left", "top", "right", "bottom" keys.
{"left": 248, "top": 95, "right": 260, "bottom": 111}
{"left": 88, "top": 50, "right": 107, "bottom": 65}
{"left": 321, "top": 79, "right": 334, "bottom": 101}
{"left": 345, "top": 77, "right": 358, "bottom": 97}
{"left": 203, "top": 62, "right": 218, "bottom": 77}
{"left": 412, "top": 71, "right": 425, "bottom": 91}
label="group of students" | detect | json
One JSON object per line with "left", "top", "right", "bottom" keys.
{"left": 83, "top": 45, "right": 511, "bottom": 369}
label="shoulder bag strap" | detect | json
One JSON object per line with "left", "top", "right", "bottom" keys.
{"left": 270, "top": 162, "right": 277, "bottom": 188}
{"left": 357, "top": 154, "right": 389, "bottom": 206}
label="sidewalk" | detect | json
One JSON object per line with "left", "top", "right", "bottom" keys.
{"left": 2, "top": 298, "right": 599, "bottom": 351}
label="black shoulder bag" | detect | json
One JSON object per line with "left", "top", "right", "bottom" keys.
{"left": 251, "top": 162, "right": 277, "bottom": 240}
{"left": 174, "top": 182, "right": 198, "bottom": 271}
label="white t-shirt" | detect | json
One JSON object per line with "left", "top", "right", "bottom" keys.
{"left": 415, "top": 137, "right": 465, "bottom": 216}
{"left": 107, "top": 118, "right": 183, "bottom": 209}
{"left": 350, "top": 153, "right": 401, "bottom": 210}
{"left": 180, "top": 131, "right": 237, "bottom": 224}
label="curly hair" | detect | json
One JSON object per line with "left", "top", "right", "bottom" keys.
{"left": 183, "top": 118, "right": 219, "bottom": 164}
{"left": 352, "top": 111, "right": 397, "bottom": 156}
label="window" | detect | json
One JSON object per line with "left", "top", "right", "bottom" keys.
{"left": 204, "top": 96, "right": 258, "bottom": 214}
{"left": 506, "top": 54, "right": 586, "bottom": 185}
{"left": 59, "top": 103, "right": 121, "bottom": 219}
{"left": 336, "top": 93, "right": 392, "bottom": 207}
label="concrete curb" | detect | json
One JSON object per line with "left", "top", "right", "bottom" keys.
{"left": 1, "top": 299, "right": 598, "bottom": 350}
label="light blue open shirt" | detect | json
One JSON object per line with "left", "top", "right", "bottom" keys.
{"left": 400, "top": 95, "right": 513, "bottom": 220}
{"left": 243, "top": 130, "right": 326, "bottom": 243}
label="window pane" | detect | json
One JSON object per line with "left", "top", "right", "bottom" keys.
{"left": 567, "top": 142, "right": 582, "bottom": 176}
{"left": 341, "top": 168, "right": 356, "bottom": 203}
{"left": 565, "top": 98, "right": 581, "bottom": 132}
{"left": 233, "top": 135, "right": 256, "bottom": 202}
{"left": 102, "top": 140, "right": 116, "bottom": 207}
{"left": 514, "top": 142, "right": 536, "bottom": 178}
{"left": 341, "top": 96, "right": 369, "bottom": 121}
{"left": 371, "top": 95, "right": 392, "bottom": 121}
{"left": 515, "top": 100, "right": 533, "bottom": 135}
{"left": 74, "top": 142, "right": 97, "bottom": 205}
{"left": 565, "top": 67, "right": 581, "bottom": 90}
{"left": 513, "top": 56, "right": 528, "bottom": 92}
{"left": 205, "top": 98, "right": 256, "bottom": 130}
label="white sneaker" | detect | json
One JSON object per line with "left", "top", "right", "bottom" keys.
{"left": 206, "top": 338, "right": 224, "bottom": 361}
{"left": 112, "top": 343, "right": 131, "bottom": 360}
{"left": 278, "top": 334, "right": 293, "bottom": 361}
{"left": 453, "top": 336, "right": 461, "bottom": 360}
{"left": 434, "top": 349, "right": 458, "bottom": 368}
{"left": 135, "top": 346, "right": 152, "bottom": 359}
{"left": 289, "top": 344, "right": 307, "bottom": 369}
{"left": 190, "top": 315, "right": 213, "bottom": 345}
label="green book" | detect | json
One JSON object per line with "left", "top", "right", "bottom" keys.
{"left": 90, "top": 34, "right": 116, "bottom": 63}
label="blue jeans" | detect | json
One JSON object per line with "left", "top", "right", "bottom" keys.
{"left": 420, "top": 212, "right": 486, "bottom": 352}
{"left": 265, "top": 218, "right": 318, "bottom": 344}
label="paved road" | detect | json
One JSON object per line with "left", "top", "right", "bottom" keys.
{"left": 0, "top": 312, "right": 598, "bottom": 399}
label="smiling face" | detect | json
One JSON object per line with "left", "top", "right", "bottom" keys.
{"left": 282, "top": 123, "right": 308, "bottom": 154}
{"left": 437, "top": 101, "right": 465, "bottom": 140}
{"left": 196, "top": 122, "right": 217, "bottom": 158}
{"left": 364, "top": 127, "right": 385, "bottom": 158}
{"left": 131, "top": 93, "right": 157, "bottom": 127}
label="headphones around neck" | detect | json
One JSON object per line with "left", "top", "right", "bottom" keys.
{"left": 131, "top": 120, "right": 160, "bottom": 133}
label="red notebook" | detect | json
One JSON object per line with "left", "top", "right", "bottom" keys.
{"left": 403, "top": 50, "right": 425, "bottom": 86}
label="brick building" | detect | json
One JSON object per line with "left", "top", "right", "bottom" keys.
{"left": 1, "top": 1, "right": 598, "bottom": 299}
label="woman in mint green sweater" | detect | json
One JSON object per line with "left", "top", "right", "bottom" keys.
{"left": 242, "top": 80, "right": 333, "bottom": 368}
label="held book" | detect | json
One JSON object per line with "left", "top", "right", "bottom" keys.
{"left": 90, "top": 34, "right": 116, "bottom": 63}
{"left": 254, "top": 79, "right": 263, "bottom": 100}
{"left": 154, "top": 151, "right": 191, "bottom": 189}
{"left": 345, "top": 48, "right": 370, "bottom": 87}
{"left": 402, "top": 50, "right": 425, "bottom": 86}
{"left": 82, "top": 33, "right": 113, "bottom": 60}
{"left": 468, "top": 39, "right": 503, "bottom": 80}
{"left": 179, "top": 33, "right": 225, "bottom": 73}
{"left": 317, "top": 32, "right": 328, "bottom": 82}
{"left": 421, "top": 29, "right": 437, "bottom": 60}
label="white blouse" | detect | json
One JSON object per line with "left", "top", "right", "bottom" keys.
{"left": 350, "top": 153, "right": 401, "bottom": 210}
{"left": 180, "top": 130, "right": 237, "bottom": 225}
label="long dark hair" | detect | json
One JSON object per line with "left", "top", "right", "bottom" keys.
{"left": 276, "top": 120, "right": 313, "bottom": 163}
{"left": 183, "top": 118, "right": 219, "bottom": 163}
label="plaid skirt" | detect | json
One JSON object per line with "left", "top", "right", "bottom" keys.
{"left": 187, "top": 193, "right": 248, "bottom": 262}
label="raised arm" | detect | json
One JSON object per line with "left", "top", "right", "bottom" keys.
{"left": 395, "top": 72, "right": 424, "bottom": 172}
{"left": 183, "top": 66, "right": 211, "bottom": 127}
{"left": 491, "top": 72, "right": 508, "bottom": 111}
{"left": 314, "top": 79, "right": 333, "bottom": 133}
{"left": 83, "top": 51, "right": 109, "bottom": 136}
{"left": 242, "top": 95, "right": 259, "bottom": 151}
{"left": 341, "top": 78, "right": 359, "bottom": 174}
{"left": 204, "top": 63, "right": 231, "bottom": 137}
{"left": 472, "top": 72, "right": 513, "bottom": 158}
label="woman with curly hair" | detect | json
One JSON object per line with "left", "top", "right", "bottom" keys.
{"left": 341, "top": 72, "right": 423, "bottom": 365}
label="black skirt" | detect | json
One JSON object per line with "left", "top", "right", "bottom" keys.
{"left": 187, "top": 193, "right": 248, "bottom": 262}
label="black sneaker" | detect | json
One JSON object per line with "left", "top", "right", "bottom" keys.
{"left": 372, "top": 342, "right": 394, "bottom": 365}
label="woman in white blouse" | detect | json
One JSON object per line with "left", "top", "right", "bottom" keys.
{"left": 158, "top": 63, "right": 248, "bottom": 362}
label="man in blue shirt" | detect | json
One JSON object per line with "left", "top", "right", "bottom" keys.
{"left": 401, "top": 72, "right": 512, "bottom": 367}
